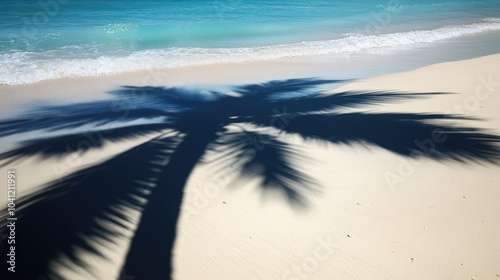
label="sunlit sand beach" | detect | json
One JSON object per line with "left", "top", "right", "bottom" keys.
{"left": 1, "top": 1, "right": 500, "bottom": 280}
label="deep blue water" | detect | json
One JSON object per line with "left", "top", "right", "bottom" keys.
{"left": 1, "top": 0, "right": 500, "bottom": 84}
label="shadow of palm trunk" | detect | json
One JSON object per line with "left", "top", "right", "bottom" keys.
{"left": 0, "top": 133, "right": 180, "bottom": 279}
{"left": 122, "top": 129, "right": 219, "bottom": 280}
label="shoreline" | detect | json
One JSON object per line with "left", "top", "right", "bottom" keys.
{"left": 2, "top": 47, "right": 500, "bottom": 116}
{"left": 1, "top": 26, "right": 500, "bottom": 90}
{"left": 1, "top": 23, "right": 500, "bottom": 86}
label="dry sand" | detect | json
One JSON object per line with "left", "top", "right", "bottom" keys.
{"left": 1, "top": 54, "right": 499, "bottom": 279}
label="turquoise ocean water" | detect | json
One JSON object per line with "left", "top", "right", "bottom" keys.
{"left": 1, "top": 0, "right": 500, "bottom": 84}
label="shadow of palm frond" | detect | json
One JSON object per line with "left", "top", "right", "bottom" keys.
{"left": 209, "top": 130, "right": 318, "bottom": 206}
{"left": 254, "top": 112, "right": 500, "bottom": 163}
{"left": 0, "top": 123, "right": 171, "bottom": 167}
{"left": 0, "top": 78, "right": 499, "bottom": 280}
{"left": 0, "top": 135, "right": 181, "bottom": 280}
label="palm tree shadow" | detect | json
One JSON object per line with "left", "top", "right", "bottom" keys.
{"left": 1, "top": 78, "right": 499, "bottom": 280}
{"left": 1, "top": 134, "right": 180, "bottom": 280}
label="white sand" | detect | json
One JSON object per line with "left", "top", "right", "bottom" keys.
{"left": 1, "top": 54, "right": 499, "bottom": 279}
{"left": 176, "top": 55, "right": 500, "bottom": 280}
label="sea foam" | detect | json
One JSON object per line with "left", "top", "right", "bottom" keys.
{"left": 1, "top": 19, "right": 500, "bottom": 85}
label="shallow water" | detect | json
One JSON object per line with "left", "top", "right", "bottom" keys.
{"left": 1, "top": 0, "right": 499, "bottom": 84}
